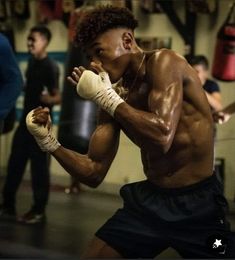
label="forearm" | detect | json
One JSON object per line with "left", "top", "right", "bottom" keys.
{"left": 114, "top": 103, "right": 171, "bottom": 150}
{"left": 52, "top": 146, "right": 103, "bottom": 187}
{"left": 205, "top": 93, "right": 222, "bottom": 111}
{"left": 26, "top": 107, "right": 119, "bottom": 188}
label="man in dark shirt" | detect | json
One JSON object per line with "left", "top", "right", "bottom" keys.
{"left": 189, "top": 55, "right": 222, "bottom": 113}
{"left": 0, "top": 25, "right": 61, "bottom": 224}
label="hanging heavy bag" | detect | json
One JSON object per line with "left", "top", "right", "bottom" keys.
{"left": 212, "top": 2, "right": 235, "bottom": 81}
{"left": 58, "top": 43, "right": 97, "bottom": 154}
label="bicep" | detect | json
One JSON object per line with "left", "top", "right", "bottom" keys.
{"left": 148, "top": 82, "right": 183, "bottom": 122}
{"left": 147, "top": 52, "right": 184, "bottom": 131}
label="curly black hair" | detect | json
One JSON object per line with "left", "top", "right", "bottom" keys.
{"left": 75, "top": 5, "right": 138, "bottom": 48}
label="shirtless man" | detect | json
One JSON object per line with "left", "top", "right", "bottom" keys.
{"left": 25, "top": 6, "right": 235, "bottom": 258}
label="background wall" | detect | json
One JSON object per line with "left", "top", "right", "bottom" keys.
{"left": 194, "top": 0, "right": 235, "bottom": 200}
{"left": 1, "top": 0, "right": 235, "bottom": 199}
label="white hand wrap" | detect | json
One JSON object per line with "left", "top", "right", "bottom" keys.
{"left": 26, "top": 110, "right": 61, "bottom": 153}
{"left": 77, "top": 70, "right": 124, "bottom": 116}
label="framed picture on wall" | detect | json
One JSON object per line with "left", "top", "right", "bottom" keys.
{"left": 136, "top": 37, "right": 172, "bottom": 51}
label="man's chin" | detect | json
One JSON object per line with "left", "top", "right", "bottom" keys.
{"left": 28, "top": 48, "right": 35, "bottom": 54}
{"left": 110, "top": 75, "right": 122, "bottom": 84}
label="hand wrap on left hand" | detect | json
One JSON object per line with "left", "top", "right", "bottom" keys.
{"left": 76, "top": 70, "right": 124, "bottom": 116}
{"left": 26, "top": 109, "right": 61, "bottom": 152}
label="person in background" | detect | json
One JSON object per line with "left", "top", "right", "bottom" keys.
{"left": 0, "top": 33, "right": 22, "bottom": 133}
{"left": 189, "top": 55, "right": 222, "bottom": 116}
{"left": 0, "top": 25, "right": 61, "bottom": 224}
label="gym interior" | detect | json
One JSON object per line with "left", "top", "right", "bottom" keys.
{"left": 1, "top": 0, "right": 235, "bottom": 258}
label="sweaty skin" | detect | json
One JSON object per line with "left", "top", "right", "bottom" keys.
{"left": 32, "top": 28, "right": 214, "bottom": 189}
{"left": 118, "top": 50, "right": 214, "bottom": 187}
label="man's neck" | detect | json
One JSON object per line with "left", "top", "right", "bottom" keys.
{"left": 34, "top": 52, "right": 47, "bottom": 60}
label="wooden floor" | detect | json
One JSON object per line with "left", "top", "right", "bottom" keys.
{"left": 0, "top": 179, "right": 235, "bottom": 259}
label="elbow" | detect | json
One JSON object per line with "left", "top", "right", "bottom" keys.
{"left": 152, "top": 126, "right": 173, "bottom": 154}
{"left": 158, "top": 135, "right": 172, "bottom": 154}
{"left": 87, "top": 179, "right": 101, "bottom": 188}
{"left": 84, "top": 171, "right": 105, "bottom": 188}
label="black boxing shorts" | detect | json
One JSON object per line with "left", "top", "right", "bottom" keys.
{"left": 95, "top": 174, "right": 235, "bottom": 258}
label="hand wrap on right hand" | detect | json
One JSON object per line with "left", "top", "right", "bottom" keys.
{"left": 76, "top": 70, "right": 124, "bottom": 116}
{"left": 26, "top": 109, "right": 61, "bottom": 153}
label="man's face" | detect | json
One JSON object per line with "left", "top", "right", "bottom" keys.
{"left": 86, "top": 29, "right": 131, "bottom": 82}
{"left": 192, "top": 64, "right": 208, "bottom": 85}
{"left": 27, "top": 32, "right": 48, "bottom": 56}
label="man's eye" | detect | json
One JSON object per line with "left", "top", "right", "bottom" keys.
{"left": 95, "top": 49, "right": 103, "bottom": 56}
{"left": 27, "top": 37, "right": 35, "bottom": 42}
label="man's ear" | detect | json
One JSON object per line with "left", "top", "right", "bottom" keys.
{"left": 122, "top": 32, "right": 134, "bottom": 50}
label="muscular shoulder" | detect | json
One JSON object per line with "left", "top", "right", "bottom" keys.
{"left": 145, "top": 49, "right": 188, "bottom": 84}
{"left": 146, "top": 49, "right": 187, "bottom": 69}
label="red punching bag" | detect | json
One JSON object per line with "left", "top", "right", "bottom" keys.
{"left": 212, "top": 3, "right": 235, "bottom": 81}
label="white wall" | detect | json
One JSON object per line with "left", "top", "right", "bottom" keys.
{"left": 1, "top": 0, "right": 235, "bottom": 199}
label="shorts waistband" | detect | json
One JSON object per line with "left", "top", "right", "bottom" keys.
{"left": 146, "top": 173, "right": 219, "bottom": 195}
